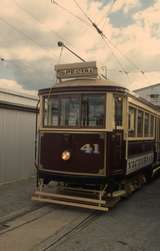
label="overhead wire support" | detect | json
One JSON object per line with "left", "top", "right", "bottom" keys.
{"left": 50, "top": 0, "right": 132, "bottom": 76}
{"left": 92, "top": 22, "right": 103, "bottom": 36}
{"left": 72, "top": 0, "right": 128, "bottom": 74}
{"left": 72, "top": 0, "right": 145, "bottom": 77}
{"left": 49, "top": 0, "right": 145, "bottom": 81}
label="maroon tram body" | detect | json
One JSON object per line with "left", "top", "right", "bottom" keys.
{"left": 33, "top": 62, "right": 160, "bottom": 210}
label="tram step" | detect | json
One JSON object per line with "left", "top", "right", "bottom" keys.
{"left": 32, "top": 191, "right": 109, "bottom": 212}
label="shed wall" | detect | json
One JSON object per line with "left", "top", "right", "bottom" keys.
{"left": 135, "top": 85, "right": 160, "bottom": 106}
{"left": 0, "top": 108, "right": 36, "bottom": 184}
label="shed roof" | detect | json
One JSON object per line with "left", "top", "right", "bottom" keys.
{"left": 134, "top": 83, "right": 160, "bottom": 92}
{"left": 0, "top": 88, "right": 38, "bottom": 111}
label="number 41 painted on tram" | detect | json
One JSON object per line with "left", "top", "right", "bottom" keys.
{"left": 80, "top": 144, "right": 100, "bottom": 154}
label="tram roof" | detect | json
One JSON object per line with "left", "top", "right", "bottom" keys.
{"left": 39, "top": 78, "right": 128, "bottom": 94}
{"left": 55, "top": 78, "right": 126, "bottom": 87}
{"left": 39, "top": 78, "right": 160, "bottom": 113}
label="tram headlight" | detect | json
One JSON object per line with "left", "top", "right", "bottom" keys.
{"left": 61, "top": 150, "right": 71, "bottom": 161}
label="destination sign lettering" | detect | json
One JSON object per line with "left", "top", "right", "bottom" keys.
{"left": 55, "top": 61, "right": 98, "bottom": 79}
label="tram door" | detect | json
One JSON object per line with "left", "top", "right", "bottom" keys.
{"left": 108, "top": 96, "right": 124, "bottom": 175}
{"left": 107, "top": 130, "right": 124, "bottom": 176}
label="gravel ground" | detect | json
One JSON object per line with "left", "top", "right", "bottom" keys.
{"left": 49, "top": 178, "right": 160, "bottom": 251}
{"left": 0, "top": 177, "right": 39, "bottom": 220}
{"left": 0, "top": 177, "right": 160, "bottom": 251}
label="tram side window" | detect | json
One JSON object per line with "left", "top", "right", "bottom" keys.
{"left": 144, "top": 112, "right": 149, "bottom": 137}
{"left": 82, "top": 95, "right": 105, "bottom": 128}
{"left": 128, "top": 106, "right": 136, "bottom": 137}
{"left": 114, "top": 96, "right": 123, "bottom": 126}
{"left": 44, "top": 97, "right": 48, "bottom": 126}
{"left": 60, "top": 96, "right": 80, "bottom": 127}
{"left": 150, "top": 115, "right": 154, "bottom": 137}
{"left": 155, "top": 118, "right": 159, "bottom": 140}
{"left": 137, "top": 110, "right": 144, "bottom": 137}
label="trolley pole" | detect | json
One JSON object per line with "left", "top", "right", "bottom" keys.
{"left": 57, "top": 41, "right": 86, "bottom": 62}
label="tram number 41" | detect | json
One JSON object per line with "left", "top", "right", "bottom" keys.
{"left": 80, "top": 144, "right": 100, "bottom": 154}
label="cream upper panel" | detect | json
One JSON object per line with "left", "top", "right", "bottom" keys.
{"left": 128, "top": 96, "right": 160, "bottom": 116}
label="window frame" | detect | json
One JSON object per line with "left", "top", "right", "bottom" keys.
{"left": 128, "top": 102, "right": 156, "bottom": 139}
{"left": 137, "top": 109, "right": 144, "bottom": 137}
{"left": 144, "top": 112, "right": 149, "bottom": 137}
{"left": 59, "top": 94, "right": 81, "bottom": 128}
{"left": 128, "top": 106, "right": 136, "bottom": 137}
{"left": 150, "top": 114, "right": 155, "bottom": 137}
{"left": 81, "top": 94, "right": 106, "bottom": 129}
{"left": 42, "top": 93, "right": 106, "bottom": 129}
{"left": 114, "top": 95, "right": 123, "bottom": 127}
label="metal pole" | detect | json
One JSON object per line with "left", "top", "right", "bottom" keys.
{"left": 58, "top": 41, "right": 86, "bottom": 62}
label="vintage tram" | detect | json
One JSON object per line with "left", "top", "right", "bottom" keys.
{"left": 32, "top": 61, "right": 160, "bottom": 211}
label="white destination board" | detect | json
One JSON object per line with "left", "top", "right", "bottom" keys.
{"left": 55, "top": 61, "right": 98, "bottom": 79}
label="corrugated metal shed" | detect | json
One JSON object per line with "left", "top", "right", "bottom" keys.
{"left": 0, "top": 88, "right": 38, "bottom": 184}
{"left": 134, "top": 83, "right": 160, "bottom": 106}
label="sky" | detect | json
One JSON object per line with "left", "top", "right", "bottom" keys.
{"left": 0, "top": 0, "right": 159, "bottom": 95}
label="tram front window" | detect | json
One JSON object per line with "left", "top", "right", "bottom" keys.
{"left": 82, "top": 95, "right": 105, "bottom": 127}
{"left": 44, "top": 94, "right": 105, "bottom": 128}
{"left": 60, "top": 97, "right": 80, "bottom": 127}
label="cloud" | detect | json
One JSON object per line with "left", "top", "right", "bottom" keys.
{"left": 133, "top": 1, "right": 160, "bottom": 39}
{"left": 0, "top": 79, "right": 37, "bottom": 95}
{"left": 0, "top": 0, "right": 159, "bottom": 94}
{"left": 129, "top": 71, "right": 160, "bottom": 90}
{"left": 112, "top": 0, "right": 141, "bottom": 14}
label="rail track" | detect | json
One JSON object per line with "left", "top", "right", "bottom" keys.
{"left": 0, "top": 204, "right": 102, "bottom": 251}
{"left": 41, "top": 210, "right": 102, "bottom": 251}
{"left": 0, "top": 174, "right": 159, "bottom": 251}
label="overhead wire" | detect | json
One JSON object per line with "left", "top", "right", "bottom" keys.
{"left": 1, "top": 57, "right": 33, "bottom": 73}
{"left": 97, "top": 0, "right": 117, "bottom": 26}
{"left": 14, "top": 0, "right": 93, "bottom": 75}
{"left": 71, "top": 0, "right": 146, "bottom": 82}
{"left": 0, "top": 57, "right": 40, "bottom": 94}
{"left": 72, "top": 0, "right": 93, "bottom": 24}
{"left": 52, "top": 1, "right": 151, "bottom": 83}
{"left": 3, "top": 1, "right": 147, "bottom": 85}
{"left": 103, "top": 33, "right": 145, "bottom": 74}
{"left": 0, "top": 13, "right": 60, "bottom": 89}
{"left": 72, "top": 0, "right": 129, "bottom": 81}
{"left": 98, "top": 5, "right": 147, "bottom": 77}
{"left": 0, "top": 57, "right": 53, "bottom": 84}
{"left": 12, "top": 0, "right": 148, "bottom": 82}
{"left": 0, "top": 0, "right": 90, "bottom": 92}
{"left": 14, "top": 0, "right": 71, "bottom": 47}
{"left": 0, "top": 17, "right": 57, "bottom": 60}
{"left": 0, "top": 52, "right": 55, "bottom": 90}
{"left": 101, "top": 36, "right": 129, "bottom": 79}
{"left": 101, "top": 34, "right": 148, "bottom": 82}
{"left": 47, "top": 44, "right": 65, "bottom": 100}
{"left": 50, "top": 0, "right": 128, "bottom": 77}
{"left": 51, "top": 0, "right": 91, "bottom": 27}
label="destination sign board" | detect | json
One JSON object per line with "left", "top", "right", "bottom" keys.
{"left": 55, "top": 61, "right": 98, "bottom": 79}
